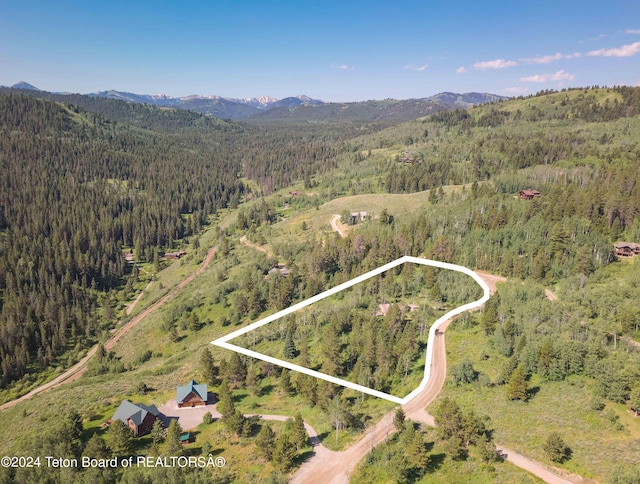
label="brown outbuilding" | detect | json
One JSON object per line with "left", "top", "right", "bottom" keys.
{"left": 519, "top": 189, "right": 541, "bottom": 200}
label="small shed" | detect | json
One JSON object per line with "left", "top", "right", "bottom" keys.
{"left": 165, "top": 251, "right": 187, "bottom": 260}
{"left": 180, "top": 432, "right": 194, "bottom": 444}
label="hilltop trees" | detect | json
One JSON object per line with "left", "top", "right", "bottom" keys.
{"left": 433, "top": 397, "right": 491, "bottom": 459}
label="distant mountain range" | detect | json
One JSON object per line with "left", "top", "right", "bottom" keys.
{"left": 5, "top": 82, "right": 508, "bottom": 122}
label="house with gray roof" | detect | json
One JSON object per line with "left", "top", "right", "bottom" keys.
{"left": 177, "top": 380, "right": 208, "bottom": 408}
{"left": 111, "top": 400, "right": 159, "bottom": 436}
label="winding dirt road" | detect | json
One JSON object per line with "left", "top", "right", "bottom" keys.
{"left": 286, "top": 236, "right": 576, "bottom": 483}
{"left": 240, "top": 235, "right": 273, "bottom": 257}
{"left": 330, "top": 214, "right": 346, "bottom": 237}
{"left": 0, "top": 246, "right": 218, "bottom": 412}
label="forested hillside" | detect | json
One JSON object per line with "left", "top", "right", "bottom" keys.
{"left": 0, "top": 93, "right": 245, "bottom": 386}
{"left": 0, "top": 92, "right": 386, "bottom": 390}
{"left": 2, "top": 86, "right": 640, "bottom": 482}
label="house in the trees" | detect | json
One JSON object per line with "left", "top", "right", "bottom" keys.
{"left": 614, "top": 242, "right": 640, "bottom": 258}
{"left": 165, "top": 251, "right": 187, "bottom": 260}
{"left": 268, "top": 264, "right": 291, "bottom": 277}
{"left": 519, "top": 189, "right": 541, "bottom": 200}
{"left": 176, "top": 380, "right": 208, "bottom": 408}
{"left": 111, "top": 400, "right": 159, "bottom": 437}
{"left": 375, "top": 303, "right": 391, "bottom": 317}
{"left": 349, "top": 211, "right": 368, "bottom": 224}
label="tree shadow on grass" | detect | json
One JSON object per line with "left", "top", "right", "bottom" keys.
{"left": 527, "top": 386, "right": 541, "bottom": 399}
{"left": 426, "top": 452, "right": 446, "bottom": 472}
{"left": 259, "top": 384, "right": 274, "bottom": 396}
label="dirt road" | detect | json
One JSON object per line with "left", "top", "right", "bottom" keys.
{"left": 290, "top": 270, "right": 578, "bottom": 484}
{"left": 0, "top": 246, "right": 218, "bottom": 412}
{"left": 240, "top": 235, "right": 273, "bottom": 257}
{"left": 126, "top": 280, "right": 154, "bottom": 316}
{"left": 330, "top": 214, "right": 346, "bottom": 237}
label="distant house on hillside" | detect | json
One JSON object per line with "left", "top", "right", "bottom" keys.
{"left": 376, "top": 302, "right": 419, "bottom": 317}
{"left": 268, "top": 264, "right": 291, "bottom": 277}
{"left": 375, "top": 303, "right": 391, "bottom": 317}
{"left": 111, "top": 400, "right": 159, "bottom": 437}
{"left": 519, "top": 189, "right": 541, "bottom": 200}
{"left": 349, "top": 211, "right": 368, "bottom": 224}
{"left": 177, "top": 380, "right": 208, "bottom": 408}
{"left": 614, "top": 242, "right": 640, "bottom": 258}
{"left": 165, "top": 251, "right": 187, "bottom": 260}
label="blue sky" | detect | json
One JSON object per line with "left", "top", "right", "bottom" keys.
{"left": 1, "top": 1, "right": 639, "bottom": 101}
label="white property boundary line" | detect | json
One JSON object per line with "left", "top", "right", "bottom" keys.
{"left": 211, "top": 255, "right": 490, "bottom": 405}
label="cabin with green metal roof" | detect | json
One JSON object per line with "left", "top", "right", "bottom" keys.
{"left": 111, "top": 400, "right": 159, "bottom": 437}
{"left": 176, "top": 380, "right": 208, "bottom": 408}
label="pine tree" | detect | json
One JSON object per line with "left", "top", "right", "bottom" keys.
{"left": 108, "top": 420, "right": 134, "bottom": 457}
{"left": 433, "top": 397, "right": 463, "bottom": 440}
{"left": 393, "top": 408, "right": 406, "bottom": 431}
{"left": 507, "top": 366, "right": 528, "bottom": 401}
{"left": 272, "top": 431, "right": 297, "bottom": 473}
{"left": 543, "top": 432, "right": 568, "bottom": 462}
{"left": 292, "top": 413, "right": 309, "bottom": 450}
{"left": 283, "top": 330, "right": 297, "bottom": 359}
{"left": 407, "top": 428, "right": 429, "bottom": 469}
{"left": 217, "top": 378, "right": 236, "bottom": 420}
{"left": 280, "top": 368, "right": 294, "bottom": 396}
{"left": 227, "top": 352, "right": 247, "bottom": 386}
{"left": 256, "top": 424, "right": 276, "bottom": 460}
{"left": 165, "top": 419, "right": 183, "bottom": 456}
{"left": 200, "top": 347, "right": 218, "bottom": 385}
{"left": 149, "top": 419, "right": 164, "bottom": 456}
{"left": 83, "top": 434, "right": 111, "bottom": 460}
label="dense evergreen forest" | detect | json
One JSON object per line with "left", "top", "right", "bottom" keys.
{"left": 0, "top": 93, "right": 248, "bottom": 385}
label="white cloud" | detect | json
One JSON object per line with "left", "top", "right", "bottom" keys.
{"left": 504, "top": 86, "right": 529, "bottom": 94}
{"left": 588, "top": 41, "right": 640, "bottom": 57}
{"left": 473, "top": 58, "right": 518, "bottom": 70}
{"left": 521, "top": 53, "right": 564, "bottom": 64}
{"left": 520, "top": 70, "right": 576, "bottom": 83}
{"left": 626, "top": 29, "right": 640, "bottom": 34}
{"left": 403, "top": 64, "right": 428, "bottom": 71}
{"left": 456, "top": 66, "right": 466, "bottom": 74}
{"left": 519, "top": 52, "right": 581, "bottom": 64}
